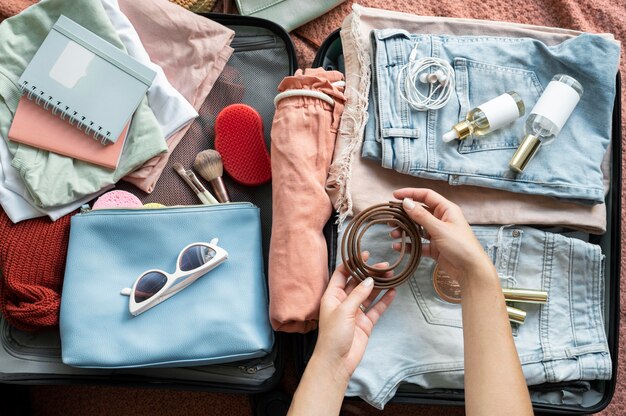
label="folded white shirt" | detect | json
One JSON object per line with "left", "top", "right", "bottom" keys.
{"left": 0, "top": 134, "right": 112, "bottom": 223}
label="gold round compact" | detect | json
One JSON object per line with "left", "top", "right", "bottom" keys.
{"left": 432, "top": 263, "right": 462, "bottom": 304}
{"left": 432, "top": 263, "right": 528, "bottom": 325}
{"left": 341, "top": 201, "right": 422, "bottom": 289}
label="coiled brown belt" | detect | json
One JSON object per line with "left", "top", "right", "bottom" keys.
{"left": 341, "top": 202, "right": 422, "bottom": 289}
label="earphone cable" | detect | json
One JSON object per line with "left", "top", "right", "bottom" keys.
{"left": 398, "top": 47, "right": 455, "bottom": 111}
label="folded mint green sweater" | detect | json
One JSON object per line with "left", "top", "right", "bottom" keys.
{"left": 0, "top": 0, "right": 167, "bottom": 207}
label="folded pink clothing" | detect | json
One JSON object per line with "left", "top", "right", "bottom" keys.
{"left": 269, "top": 68, "right": 346, "bottom": 333}
{"left": 120, "top": 0, "right": 234, "bottom": 193}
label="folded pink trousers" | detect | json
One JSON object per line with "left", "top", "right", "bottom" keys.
{"left": 269, "top": 68, "right": 345, "bottom": 333}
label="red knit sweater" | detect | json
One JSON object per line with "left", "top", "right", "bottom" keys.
{"left": 0, "top": 208, "right": 73, "bottom": 331}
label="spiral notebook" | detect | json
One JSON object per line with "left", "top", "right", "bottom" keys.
{"left": 8, "top": 96, "right": 130, "bottom": 170}
{"left": 17, "top": 15, "right": 155, "bottom": 145}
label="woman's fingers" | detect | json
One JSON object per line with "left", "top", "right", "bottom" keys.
{"left": 342, "top": 258, "right": 394, "bottom": 313}
{"left": 421, "top": 243, "right": 432, "bottom": 258}
{"left": 401, "top": 198, "right": 443, "bottom": 234}
{"left": 343, "top": 276, "right": 376, "bottom": 313}
{"left": 327, "top": 266, "right": 349, "bottom": 290}
{"left": 358, "top": 288, "right": 384, "bottom": 310}
{"left": 392, "top": 242, "right": 413, "bottom": 253}
{"left": 344, "top": 276, "right": 359, "bottom": 295}
{"left": 391, "top": 240, "right": 434, "bottom": 260}
{"left": 393, "top": 188, "right": 450, "bottom": 210}
{"left": 329, "top": 251, "right": 370, "bottom": 290}
{"left": 345, "top": 262, "right": 390, "bottom": 296}
{"left": 365, "top": 288, "right": 397, "bottom": 326}
{"left": 389, "top": 227, "right": 402, "bottom": 239}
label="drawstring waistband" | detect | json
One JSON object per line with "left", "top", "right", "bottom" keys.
{"left": 274, "top": 80, "right": 346, "bottom": 108}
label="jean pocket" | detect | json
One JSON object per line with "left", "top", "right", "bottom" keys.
{"left": 409, "top": 261, "right": 463, "bottom": 328}
{"left": 409, "top": 227, "right": 524, "bottom": 329}
{"left": 453, "top": 58, "right": 544, "bottom": 154}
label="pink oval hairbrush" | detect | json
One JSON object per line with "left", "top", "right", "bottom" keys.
{"left": 214, "top": 104, "right": 271, "bottom": 186}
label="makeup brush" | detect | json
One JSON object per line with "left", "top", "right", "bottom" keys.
{"left": 172, "top": 162, "right": 218, "bottom": 205}
{"left": 194, "top": 150, "right": 231, "bottom": 203}
{"left": 187, "top": 169, "right": 219, "bottom": 204}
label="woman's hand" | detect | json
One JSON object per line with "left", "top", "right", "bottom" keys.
{"left": 391, "top": 188, "right": 492, "bottom": 283}
{"left": 288, "top": 255, "right": 396, "bottom": 416}
{"left": 313, "top": 253, "right": 397, "bottom": 383}
{"left": 392, "top": 188, "right": 533, "bottom": 416}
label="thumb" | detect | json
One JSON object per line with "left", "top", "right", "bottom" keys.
{"left": 402, "top": 197, "right": 442, "bottom": 236}
{"left": 343, "top": 277, "right": 375, "bottom": 313}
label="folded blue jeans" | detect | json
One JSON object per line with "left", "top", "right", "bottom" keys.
{"left": 363, "top": 30, "right": 620, "bottom": 204}
{"left": 341, "top": 224, "right": 611, "bottom": 409}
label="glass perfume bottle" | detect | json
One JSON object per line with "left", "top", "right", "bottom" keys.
{"left": 442, "top": 91, "right": 525, "bottom": 143}
{"left": 509, "top": 74, "right": 583, "bottom": 172}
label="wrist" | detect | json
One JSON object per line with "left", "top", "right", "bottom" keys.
{"left": 308, "top": 349, "right": 351, "bottom": 388}
{"left": 462, "top": 251, "right": 496, "bottom": 279}
{"left": 460, "top": 258, "right": 500, "bottom": 293}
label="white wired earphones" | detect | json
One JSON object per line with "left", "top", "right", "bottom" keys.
{"left": 398, "top": 45, "right": 455, "bottom": 111}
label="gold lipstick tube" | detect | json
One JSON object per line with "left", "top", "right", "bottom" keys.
{"left": 507, "top": 306, "right": 527, "bottom": 325}
{"left": 502, "top": 288, "right": 548, "bottom": 304}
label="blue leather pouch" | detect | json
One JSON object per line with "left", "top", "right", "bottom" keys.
{"left": 60, "top": 203, "right": 273, "bottom": 368}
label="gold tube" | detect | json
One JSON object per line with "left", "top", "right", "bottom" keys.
{"left": 509, "top": 134, "right": 541, "bottom": 172}
{"left": 507, "top": 306, "right": 527, "bottom": 325}
{"left": 502, "top": 288, "right": 548, "bottom": 304}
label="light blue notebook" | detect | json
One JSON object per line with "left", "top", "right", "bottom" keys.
{"left": 17, "top": 15, "right": 156, "bottom": 144}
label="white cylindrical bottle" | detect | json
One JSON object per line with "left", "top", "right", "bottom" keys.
{"left": 442, "top": 91, "right": 525, "bottom": 143}
{"left": 509, "top": 74, "right": 583, "bottom": 172}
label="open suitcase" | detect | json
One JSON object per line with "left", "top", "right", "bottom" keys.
{"left": 0, "top": 12, "right": 297, "bottom": 394}
{"left": 0, "top": 7, "right": 620, "bottom": 415}
{"left": 295, "top": 30, "right": 622, "bottom": 414}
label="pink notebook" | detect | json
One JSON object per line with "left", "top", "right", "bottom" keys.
{"left": 8, "top": 97, "right": 130, "bottom": 170}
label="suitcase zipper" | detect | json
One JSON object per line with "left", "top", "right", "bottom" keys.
{"left": 231, "top": 36, "right": 277, "bottom": 51}
{"left": 79, "top": 202, "right": 254, "bottom": 215}
{"left": 238, "top": 360, "right": 274, "bottom": 374}
{"left": 201, "top": 12, "right": 297, "bottom": 71}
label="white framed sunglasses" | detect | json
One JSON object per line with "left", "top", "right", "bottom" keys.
{"left": 120, "top": 238, "right": 228, "bottom": 316}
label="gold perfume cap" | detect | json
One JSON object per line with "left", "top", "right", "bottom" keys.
{"left": 509, "top": 134, "right": 542, "bottom": 172}
{"left": 452, "top": 120, "right": 472, "bottom": 140}
{"left": 507, "top": 306, "right": 527, "bottom": 325}
{"left": 502, "top": 288, "right": 548, "bottom": 304}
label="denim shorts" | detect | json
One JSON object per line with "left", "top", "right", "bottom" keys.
{"left": 340, "top": 224, "right": 611, "bottom": 409}
{"left": 362, "top": 30, "right": 620, "bottom": 204}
